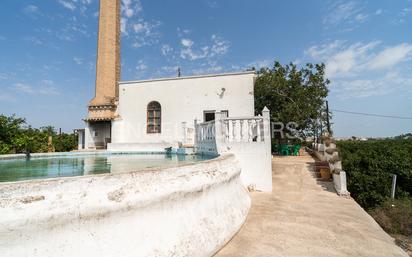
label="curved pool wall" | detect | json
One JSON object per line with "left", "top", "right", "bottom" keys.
{"left": 0, "top": 154, "right": 250, "bottom": 257}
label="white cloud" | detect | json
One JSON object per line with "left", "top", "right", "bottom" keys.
{"left": 0, "top": 36, "right": 6, "bottom": 41}
{"left": 368, "top": 43, "right": 412, "bottom": 70}
{"left": 323, "top": 1, "right": 369, "bottom": 30}
{"left": 191, "top": 65, "right": 223, "bottom": 75}
{"left": 179, "top": 35, "right": 230, "bottom": 61}
{"left": 249, "top": 60, "right": 272, "bottom": 69}
{"left": 177, "top": 27, "right": 191, "bottom": 37}
{"left": 122, "top": 0, "right": 142, "bottom": 17}
{"left": 129, "top": 20, "right": 161, "bottom": 48}
{"left": 14, "top": 83, "right": 35, "bottom": 94}
{"left": 73, "top": 57, "right": 84, "bottom": 65}
{"left": 333, "top": 72, "right": 412, "bottom": 98}
{"left": 206, "top": 1, "right": 219, "bottom": 9}
{"left": 23, "top": 4, "right": 40, "bottom": 14}
{"left": 13, "top": 81, "right": 59, "bottom": 95}
{"left": 161, "top": 44, "right": 173, "bottom": 56}
{"left": 181, "top": 38, "right": 194, "bottom": 48}
{"left": 303, "top": 40, "right": 412, "bottom": 98}
{"left": 58, "top": 0, "right": 76, "bottom": 11}
{"left": 57, "top": 0, "right": 93, "bottom": 11}
{"left": 121, "top": 18, "right": 128, "bottom": 35}
{"left": 210, "top": 35, "right": 230, "bottom": 56}
{"left": 121, "top": 0, "right": 144, "bottom": 35}
{"left": 39, "top": 80, "right": 60, "bottom": 95}
{"left": 0, "top": 93, "right": 16, "bottom": 102}
{"left": 375, "top": 9, "right": 383, "bottom": 15}
{"left": 305, "top": 40, "right": 380, "bottom": 78}
{"left": 305, "top": 41, "right": 412, "bottom": 98}
{"left": 135, "top": 60, "right": 147, "bottom": 71}
{"left": 393, "top": 7, "right": 412, "bottom": 24}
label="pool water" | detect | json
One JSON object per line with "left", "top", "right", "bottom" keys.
{"left": 0, "top": 154, "right": 214, "bottom": 183}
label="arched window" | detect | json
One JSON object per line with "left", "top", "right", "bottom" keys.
{"left": 147, "top": 101, "right": 161, "bottom": 134}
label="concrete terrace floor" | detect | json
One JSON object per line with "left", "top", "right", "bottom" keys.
{"left": 215, "top": 155, "right": 408, "bottom": 257}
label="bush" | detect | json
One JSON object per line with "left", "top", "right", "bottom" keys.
{"left": 0, "top": 114, "right": 77, "bottom": 154}
{"left": 337, "top": 139, "right": 412, "bottom": 210}
{"left": 370, "top": 198, "right": 412, "bottom": 236}
{"left": 54, "top": 133, "right": 77, "bottom": 152}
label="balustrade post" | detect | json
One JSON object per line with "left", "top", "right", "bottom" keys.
{"left": 262, "top": 107, "right": 271, "bottom": 150}
{"left": 194, "top": 119, "right": 198, "bottom": 147}
{"left": 182, "top": 122, "right": 187, "bottom": 145}
{"left": 215, "top": 111, "right": 223, "bottom": 153}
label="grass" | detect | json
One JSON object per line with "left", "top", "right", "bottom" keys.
{"left": 370, "top": 197, "right": 412, "bottom": 255}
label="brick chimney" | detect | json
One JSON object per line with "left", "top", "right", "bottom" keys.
{"left": 87, "top": 0, "right": 121, "bottom": 121}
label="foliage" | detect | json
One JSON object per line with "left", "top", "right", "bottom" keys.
{"left": 337, "top": 139, "right": 412, "bottom": 210}
{"left": 370, "top": 198, "right": 412, "bottom": 236}
{"left": 0, "top": 114, "right": 77, "bottom": 154}
{"left": 254, "top": 61, "right": 330, "bottom": 141}
{"left": 54, "top": 133, "right": 77, "bottom": 152}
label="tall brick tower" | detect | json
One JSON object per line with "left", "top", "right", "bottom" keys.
{"left": 86, "top": 0, "right": 121, "bottom": 121}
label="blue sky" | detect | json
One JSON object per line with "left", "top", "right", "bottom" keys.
{"left": 0, "top": 0, "right": 411, "bottom": 137}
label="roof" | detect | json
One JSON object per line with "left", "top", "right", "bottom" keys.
{"left": 119, "top": 70, "right": 256, "bottom": 85}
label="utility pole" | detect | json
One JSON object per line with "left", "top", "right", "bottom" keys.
{"left": 326, "top": 101, "right": 331, "bottom": 136}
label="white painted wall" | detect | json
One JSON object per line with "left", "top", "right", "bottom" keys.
{"left": 195, "top": 109, "right": 273, "bottom": 192}
{"left": 85, "top": 122, "right": 111, "bottom": 149}
{"left": 111, "top": 72, "right": 255, "bottom": 147}
{"left": 0, "top": 154, "right": 250, "bottom": 257}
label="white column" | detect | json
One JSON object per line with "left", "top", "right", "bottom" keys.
{"left": 181, "top": 122, "right": 187, "bottom": 145}
{"left": 215, "top": 111, "right": 223, "bottom": 153}
{"left": 262, "top": 107, "right": 271, "bottom": 150}
{"left": 78, "top": 131, "right": 84, "bottom": 150}
{"left": 194, "top": 119, "right": 198, "bottom": 152}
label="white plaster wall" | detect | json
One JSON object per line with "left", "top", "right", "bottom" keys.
{"left": 85, "top": 122, "right": 111, "bottom": 149}
{"left": 112, "top": 72, "right": 255, "bottom": 146}
{"left": 0, "top": 154, "right": 250, "bottom": 257}
{"left": 77, "top": 130, "right": 84, "bottom": 150}
{"left": 220, "top": 143, "right": 273, "bottom": 191}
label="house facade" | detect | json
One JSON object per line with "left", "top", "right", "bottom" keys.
{"left": 81, "top": 71, "right": 256, "bottom": 151}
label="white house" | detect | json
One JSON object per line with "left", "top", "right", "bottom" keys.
{"left": 81, "top": 71, "right": 256, "bottom": 152}
{"left": 78, "top": 1, "right": 272, "bottom": 192}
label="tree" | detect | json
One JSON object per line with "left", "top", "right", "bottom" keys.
{"left": 0, "top": 114, "right": 77, "bottom": 154}
{"left": 254, "top": 61, "right": 330, "bottom": 142}
{"left": 0, "top": 115, "right": 26, "bottom": 154}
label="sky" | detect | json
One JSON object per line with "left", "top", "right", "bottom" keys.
{"left": 0, "top": 0, "right": 411, "bottom": 137}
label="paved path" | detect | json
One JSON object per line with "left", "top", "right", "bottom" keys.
{"left": 215, "top": 156, "right": 407, "bottom": 257}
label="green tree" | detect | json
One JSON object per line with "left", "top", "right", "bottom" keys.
{"left": 0, "top": 115, "right": 26, "bottom": 154}
{"left": 254, "top": 61, "right": 330, "bottom": 142}
{"left": 0, "top": 114, "right": 77, "bottom": 154}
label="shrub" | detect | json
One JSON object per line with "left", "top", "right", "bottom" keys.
{"left": 370, "top": 198, "right": 412, "bottom": 236}
{"left": 337, "top": 139, "right": 412, "bottom": 210}
{"left": 0, "top": 114, "right": 77, "bottom": 154}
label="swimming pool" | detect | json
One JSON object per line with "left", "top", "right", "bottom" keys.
{"left": 0, "top": 153, "right": 214, "bottom": 183}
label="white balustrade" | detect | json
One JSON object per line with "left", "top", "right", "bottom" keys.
{"left": 194, "top": 107, "right": 273, "bottom": 191}
{"left": 220, "top": 117, "right": 265, "bottom": 143}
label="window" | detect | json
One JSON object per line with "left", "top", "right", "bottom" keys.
{"left": 147, "top": 101, "right": 161, "bottom": 134}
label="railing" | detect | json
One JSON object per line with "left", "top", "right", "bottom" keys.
{"left": 196, "top": 120, "right": 216, "bottom": 142}
{"left": 181, "top": 122, "right": 195, "bottom": 146}
{"left": 221, "top": 116, "right": 264, "bottom": 143}
{"left": 194, "top": 120, "right": 217, "bottom": 154}
{"left": 194, "top": 107, "right": 273, "bottom": 191}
